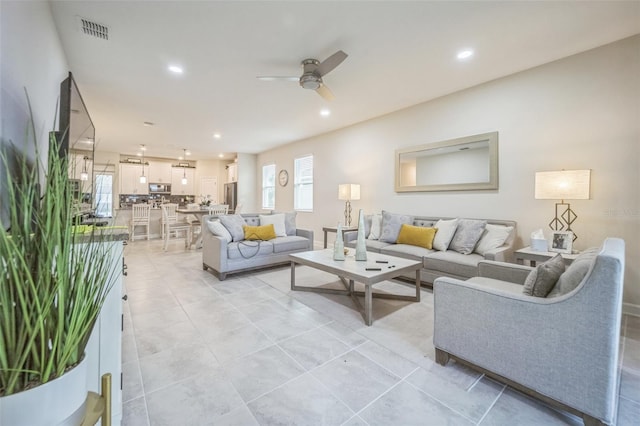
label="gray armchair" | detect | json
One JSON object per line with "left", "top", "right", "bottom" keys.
{"left": 433, "top": 238, "right": 625, "bottom": 426}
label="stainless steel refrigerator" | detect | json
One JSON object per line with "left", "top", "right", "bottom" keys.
{"left": 224, "top": 182, "right": 237, "bottom": 212}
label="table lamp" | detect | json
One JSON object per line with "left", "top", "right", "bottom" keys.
{"left": 534, "top": 169, "right": 590, "bottom": 241}
{"left": 338, "top": 183, "right": 360, "bottom": 227}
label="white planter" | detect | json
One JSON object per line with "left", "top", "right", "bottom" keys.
{"left": 0, "top": 356, "right": 88, "bottom": 426}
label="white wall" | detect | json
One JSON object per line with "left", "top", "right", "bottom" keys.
{"left": 0, "top": 1, "right": 69, "bottom": 228}
{"left": 237, "top": 153, "right": 257, "bottom": 213}
{"left": 257, "top": 35, "right": 640, "bottom": 311}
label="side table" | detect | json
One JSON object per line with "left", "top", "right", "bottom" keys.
{"left": 514, "top": 246, "right": 579, "bottom": 266}
{"left": 322, "top": 226, "right": 358, "bottom": 248}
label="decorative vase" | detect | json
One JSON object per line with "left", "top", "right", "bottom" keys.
{"left": 333, "top": 223, "right": 345, "bottom": 260}
{"left": 355, "top": 209, "right": 367, "bottom": 261}
{"left": 0, "top": 355, "right": 89, "bottom": 426}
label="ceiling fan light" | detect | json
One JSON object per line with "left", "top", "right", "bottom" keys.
{"left": 299, "top": 75, "right": 321, "bottom": 90}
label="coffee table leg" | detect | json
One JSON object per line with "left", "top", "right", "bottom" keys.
{"left": 290, "top": 261, "right": 296, "bottom": 290}
{"left": 365, "top": 284, "right": 372, "bottom": 326}
{"left": 415, "top": 269, "right": 421, "bottom": 302}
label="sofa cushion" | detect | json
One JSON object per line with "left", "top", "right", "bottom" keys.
{"left": 474, "top": 224, "right": 513, "bottom": 256}
{"left": 271, "top": 236, "right": 310, "bottom": 253}
{"left": 396, "top": 224, "right": 437, "bottom": 249}
{"left": 380, "top": 210, "right": 413, "bottom": 243}
{"left": 259, "top": 213, "right": 286, "bottom": 237}
{"left": 547, "top": 247, "right": 599, "bottom": 298}
{"left": 368, "top": 213, "right": 382, "bottom": 240}
{"left": 243, "top": 224, "right": 276, "bottom": 241}
{"left": 227, "top": 240, "right": 274, "bottom": 259}
{"left": 424, "top": 250, "right": 483, "bottom": 277}
{"left": 206, "top": 219, "right": 232, "bottom": 243}
{"left": 220, "top": 214, "right": 247, "bottom": 242}
{"left": 381, "top": 243, "right": 435, "bottom": 260}
{"left": 413, "top": 218, "right": 436, "bottom": 228}
{"left": 522, "top": 254, "right": 565, "bottom": 297}
{"left": 432, "top": 218, "right": 459, "bottom": 251}
{"left": 449, "top": 219, "right": 487, "bottom": 255}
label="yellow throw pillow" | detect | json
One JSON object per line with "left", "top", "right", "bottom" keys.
{"left": 243, "top": 224, "right": 276, "bottom": 241}
{"left": 396, "top": 224, "right": 437, "bottom": 249}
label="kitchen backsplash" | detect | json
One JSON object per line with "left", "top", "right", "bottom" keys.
{"left": 119, "top": 194, "right": 195, "bottom": 209}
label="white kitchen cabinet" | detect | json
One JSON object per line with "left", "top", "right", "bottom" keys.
{"left": 226, "top": 162, "right": 237, "bottom": 183}
{"left": 171, "top": 167, "right": 195, "bottom": 195}
{"left": 148, "top": 161, "right": 172, "bottom": 183}
{"left": 119, "top": 163, "right": 149, "bottom": 195}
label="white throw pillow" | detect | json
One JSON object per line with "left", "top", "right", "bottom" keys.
{"left": 368, "top": 213, "right": 382, "bottom": 240}
{"left": 206, "top": 220, "right": 232, "bottom": 243}
{"left": 432, "top": 218, "right": 459, "bottom": 251}
{"left": 259, "top": 213, "right": 287, "bottom": 237}
{"left": 474, "top": 224, "right": 513, "bottom": 255}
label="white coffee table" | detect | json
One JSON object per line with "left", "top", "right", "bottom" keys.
{"left": 289, "top": 249, "right": 422, "bottom": 326}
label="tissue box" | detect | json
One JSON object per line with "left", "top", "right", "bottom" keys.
{"left": 531, "top": 238, "right": 548, "bottom": 252}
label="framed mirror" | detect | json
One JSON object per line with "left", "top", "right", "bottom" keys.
{"left": 395, "top": 131, "right": 498, "bottom": 192}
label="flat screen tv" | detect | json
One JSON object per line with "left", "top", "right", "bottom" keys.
{"left": 57, "top": 71, "right": 95, "bottom": 158}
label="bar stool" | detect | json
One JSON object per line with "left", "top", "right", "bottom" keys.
{"left": 130, "top": 203, "right": 151, "bottom": 241}
{"left": 160, "top": 203, "right": 191, "bottom": 250}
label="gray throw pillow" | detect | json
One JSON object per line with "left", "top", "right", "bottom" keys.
{"left": 379, "top": 211, "right": 413, "bottom": 243}
{"left": 523, "top": 254, "right": 565, "bottom": 297}
{"left": 449, "top": 219, "right": 487, "bottom": 255}
{"left": 219, "top": 214, "right": 247, "bottom": 242}
{"left": 547, "top": 247, "right": 599, "bottom": 298}
{"left": 273, "top": 211, "right": 298, "bottom": 236}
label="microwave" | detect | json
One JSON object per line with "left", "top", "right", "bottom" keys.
{"left": 149, "top": 183, "right": 171, "bottom": 194}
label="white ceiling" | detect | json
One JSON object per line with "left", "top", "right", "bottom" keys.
{"left": 49, "top": 1, "right": 640, "bottom": 161}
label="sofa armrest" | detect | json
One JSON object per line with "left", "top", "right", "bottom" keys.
{"left": 296, "top": 228, "right": 314, "bottom": 250}
{"left": 482, "top": 244, "right": 513, "bottom": 262}
{"left": 344, "top": 230, "right": 358, "bottom": 244}
{"left": 477, "top": 260, "right": 532, "bottom": 285}
{"left": 202, "top": 227, "right": 228, "bottom": 272}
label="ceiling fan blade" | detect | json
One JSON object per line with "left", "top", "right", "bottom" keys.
{"left": 256, "top": 76, "right": 299, "bottom": 81}
{"left": 316, "top": 50, "right": 348, "bottom": 77}
{"left": 315, "top": 84, "right": 335, "bottom": 101}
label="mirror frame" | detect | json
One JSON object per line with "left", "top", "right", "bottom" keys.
{"left": 395, "top": 131, "right": 499, "bottom": 192}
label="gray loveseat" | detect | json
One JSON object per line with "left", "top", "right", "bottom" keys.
{"left": 433, "top": 238, "right": 625, "bottom": 426}
{"left": 344, "top": 214, "right": 517, "bottom": 284}
{"left": 202, "top": 213, "right": 313, "bottom": 280}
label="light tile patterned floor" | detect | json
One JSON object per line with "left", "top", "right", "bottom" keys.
{"left": 121, "top": 239, "right": 640, "bottom": 425}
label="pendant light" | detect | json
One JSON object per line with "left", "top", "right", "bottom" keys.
{"left": 80, "top": 156, "right": 89, "bottom": 181}
{"left": 181, "top": 148, "right": 188, "bottom": 185}
{"left": 139, "top": 145, "right": 147, "bottom": 184}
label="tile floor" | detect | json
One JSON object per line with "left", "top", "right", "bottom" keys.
{"left": 121, "top": 239, "right": 640, "bottom": 425}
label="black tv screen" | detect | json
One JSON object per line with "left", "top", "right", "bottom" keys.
{"left": 58, "top": 71, "right": 95, "bottom": 158}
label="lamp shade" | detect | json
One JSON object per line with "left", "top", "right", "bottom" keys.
{"left": 338, "top": 184, "right": 361, "bottom": 201}
{"left": 535, "top": 170, "right": 591, "bottom": 200}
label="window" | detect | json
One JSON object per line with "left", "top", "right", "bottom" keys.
{"left": 262, "top": 163, "right": 275, "bottom": 210}
{"left": 294, "top": 155, "right": 313, "bottom": 211}
{"left": 94, "top": 173, "right": 113, "bottom": 217}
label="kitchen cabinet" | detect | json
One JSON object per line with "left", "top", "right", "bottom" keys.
{"left": 148, "top": 161, "right": 172, "bottom": 183}
{"left": 227, "top": 162, "right": 238, "bottom": 183}
{"left": 171, "top": 167, "right": 195, "bottom": 195}
{"left": 119, "top": 163, "right": 149, "bottom": 195}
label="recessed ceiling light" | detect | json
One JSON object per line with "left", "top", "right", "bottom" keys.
{"left": 178, "top": 156, "right": 183, "bottom": 160}
{"left": 218, "top": 153, "right": 224, "bottom": 158}
{"left": 143, "top": 121, "right": 154, "bottom": 127}
{"left": 457, "top": 49, "right": 474, "bottom": 60}
{"left": 320, "top": 109, "right": 330, "bottom": 117}
{"left": 136, "top": 152, "right": 142, "bottom": 157}
{"left": 168, "top": 65, "right": 183, "bottom": 74}
{"left": 213, "top": 132, "right": 222, "bottom": 139}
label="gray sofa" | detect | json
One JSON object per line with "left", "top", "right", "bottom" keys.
{"left": 344, "top": 215, "right": 517, "bottom": 284}
{"left": 202, "top": 213, "right": 313, "bottom": 280}
{"left": 433, "top": 238, "right": 625, "bottom": 426}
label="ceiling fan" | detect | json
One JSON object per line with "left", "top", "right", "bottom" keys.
{"left": 257, "top": 50, "right": 348, "bottom": 101}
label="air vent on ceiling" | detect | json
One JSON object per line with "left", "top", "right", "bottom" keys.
{"left": 79, "top": 17, "right": 109, "bottom": 40}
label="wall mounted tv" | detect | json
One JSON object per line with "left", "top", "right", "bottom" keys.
{"left": 57, "top": 71, "right": 95, "bottom": 158}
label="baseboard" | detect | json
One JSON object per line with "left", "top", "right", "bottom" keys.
{"left": 623, "top": 303, "right": 640, "bottom": 317}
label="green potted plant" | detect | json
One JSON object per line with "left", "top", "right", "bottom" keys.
{"left": 0, "top": 112, "right": 120, "bottom": 424}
